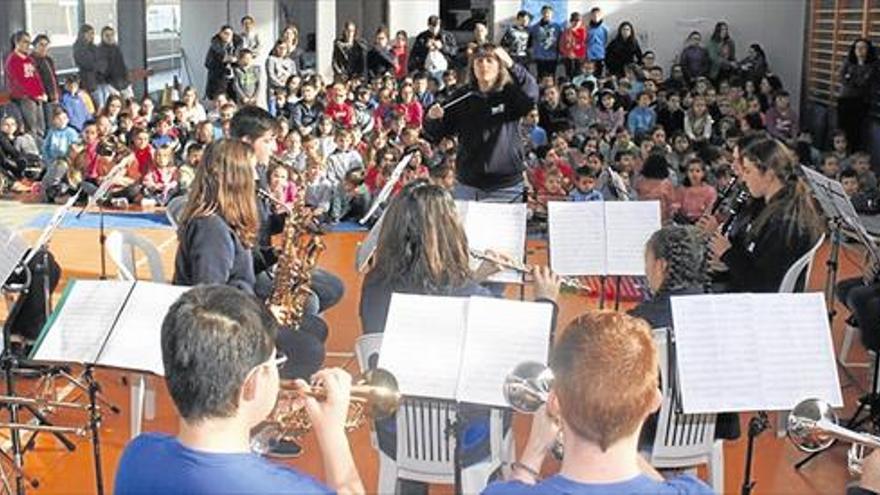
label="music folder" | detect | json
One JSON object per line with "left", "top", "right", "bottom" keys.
{"left": 548, "top": 200, "right": 661, "bottom": 276}
{"left": 670, "top": 292, "right": 843, "bottom": 413}
{"left": 377, "top": 293, "right": 554, "bottom": 408}
{"left": 30, "top": 279, "right": 189, "bottom": 375}
{"left": 0, "top": 222, "right": 29, "bottom": 287}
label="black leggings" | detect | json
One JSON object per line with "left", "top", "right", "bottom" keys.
{"left": 276, "top": 314, "right": 327, "bottom": 380}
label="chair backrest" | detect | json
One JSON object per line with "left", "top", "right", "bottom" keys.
{"left": 394, "top": 397, "right": 459, "bottom": 483}
{"left": 105, "top": 230, "right": 165, "bottom": 282}
{"left": 354, "top": 333, "right": 383, "bottom": 373}
{"left": 778, "top": 232, "right": 826, "bottom": 293}
{"left": 650, "top": 327, "right": 718, "bottom": 468}
{"left": 165, "top": 194, "right": 188, "bottom": 229}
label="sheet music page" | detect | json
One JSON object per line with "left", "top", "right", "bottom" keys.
{"left": 672, "top": 293, "right": 843, "bottom": 413}
{"left": 801, "top": 166, "right": 859, "bottom": 225}
{"left": 32, "top": 280, "right": 134, "bottom": 364}
{"left": 97, "top": 282, "right": 189, "bottom": 375}
{"left": 604, "top": 201, "right": 661, "bottom": 275}
{"left": 378, "top": 293, "right": 467, "bottom": 400}
{"left": 0, "top": 222, "right": 28, "bottom": 286}
{"left": 458, "top": 202, "right": 527, "bottom": 284}
{"left": 548, "top": 201, "right": 606, "bottom": 275}
{"left": 356, "top": 214, "right": 384, "bottom": 273}
{"left": 457, "top": 297, "right": 553, "bottom": 407}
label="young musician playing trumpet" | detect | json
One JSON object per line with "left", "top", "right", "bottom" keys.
{"left": 482, "top": 311, "right": 714, "bottom": 495}
{"left": 114, "top": 285, "right": 364, "bottom": 495}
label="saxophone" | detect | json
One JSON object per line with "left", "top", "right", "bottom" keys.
{"left": 266, "top": 158, "right": 325, "bottom": 329}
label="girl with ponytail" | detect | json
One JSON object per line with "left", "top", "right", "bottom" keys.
{"left": 708, "top": 138, "right": 823, "bottom": 292}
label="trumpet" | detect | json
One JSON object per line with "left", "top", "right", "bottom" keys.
{"left": 469, "top": 249, "right": 592, "bottom": 294}
{"left": 787, "top": 398, "right": 880, "bottom": 475}
{"left": 251, "top": 368, "right": 401, "bottom": 454}
{"left": 502, "top": 361, "right": 564, "bottom": 459}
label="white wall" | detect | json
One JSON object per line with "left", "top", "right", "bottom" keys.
{"left": 491, "top": 0, "right": 807, "bottom": 107}
{"left": 388, "top": 0, "right": 438, "bottom": 40}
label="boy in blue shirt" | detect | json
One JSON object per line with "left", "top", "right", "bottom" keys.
{"left": 482, "top": 311, "right": 714, "bottom": 495}
{"left": 42, "top": 108, "right": 80, "bottom": 165}
{"left": 569, "top": 166, "right": 603, "bottom": 202}
{"left": 530, "top": 5, "right": 562, "bottom": 79}
{"left": 114, "top": 285, "right": 364, "bottom": 495}
{"left": 59, "top": 75, "right": 91, "bottom": 132}
{"left": 627, "top": 92, "right": 657, "bottom": 140}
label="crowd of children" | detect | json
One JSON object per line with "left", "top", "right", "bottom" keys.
{"left": 2, "top": 6, "right": 877, "bottom": 228}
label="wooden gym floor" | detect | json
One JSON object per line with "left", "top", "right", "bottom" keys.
{"left": 0, "top": 198, "right": 870, "bottom": 494}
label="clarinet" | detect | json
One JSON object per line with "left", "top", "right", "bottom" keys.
{"left": 707, "top": 177, "right": 738, "bottom": 217}
{"left": 720, "top": 187, "right": 750, "bottom": 237}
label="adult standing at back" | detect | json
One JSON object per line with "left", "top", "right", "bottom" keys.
{"left": 95, "top": 26, "right": 131, "bottom": 110}
{"left": 605, "top": 21, "right": 642, "bottom": 79}
{"left": 586, "top": 7, "right": 609, "bottom": 77}
{"left": 530, "top": 4, "right": 562, "bottom": 80}
{"left": 409, "top": 15, "right": 458, "bottom": 73}
{"left": 424, "top": 44, "right": 538, "bottom": 202}
{"left": 679, "top": 31, "right": 710, "bottom": 84}
{"left": 73, "top": 24, "right": 99, "bottom": 106}
{"left": 838, "top": 38, "right": 876, "bottom": 153}
{"left": 5, "top": 31, "right": 46, "bottom": 138}
{"left": 332, "top": 21, "right": 367, "bottom": 80}
{"left": 707, "top": 21, "right": 736, "bottom": 82}
{"left": 31, "top": 34, "right": 59, "bottom": 129}
{"left": 204, "top": 25, "right": 240, "bottom": 101}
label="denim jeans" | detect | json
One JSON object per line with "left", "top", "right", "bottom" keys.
{"left": 14, "top": 98, "right": 45, "bottom": 138}
{"left": 453, "top": 181, "right": 526, "bottom": 203}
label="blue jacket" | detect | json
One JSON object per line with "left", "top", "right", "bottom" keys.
{"left": 60, "top": 91, "right": 90, "bottom": 132}
{"left": 42, "top": 126, "right": 80, "bottom": 164}
{"left": 587, "top": 20, "right": 609, "bottom": 61}
{"left": 627, "top": 106, "right": 657, "bottom": 137}
{"left": 569, "top": 188, "right": 604, "bottom": 202}
{"left": 530, "top": 20, "right": 562, "bottom": 61}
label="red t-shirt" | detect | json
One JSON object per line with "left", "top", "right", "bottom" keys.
{"left": 4, "top": 52, "right": 46, "bottom": 100}
{"left": 559, "top": 26, "right": 587, "bottom": 60}
{"left": 325, "top": 102, "right": 355, "bottom": 129}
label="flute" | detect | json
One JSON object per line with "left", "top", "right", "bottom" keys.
{"left": 469, "top": 248, "right": 592, "bottom": 293}
{"left": 258, "top": 188, "right": 293, "bottom": 214}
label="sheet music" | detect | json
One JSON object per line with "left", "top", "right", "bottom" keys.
{"left": 97, "top": 282, "right": 189, "bottom": 375}
{"left": 31, "top": 280, "right": 134, "bottom": 364}
{"left": 671, "top": 293, "right": 843, "bottom": 413}
{"left": 801, "top": 166, "right": 859, "bottom": 225}
{"left": 378, "top": 294, "right": 468, "bottom": 400}
{"left": 457, "top": 297, "right": 553, "bottom": 407}
{"left": 359, "top": 153, "right": 413, "bottom": 224}
{"left": 548, "top": 201, "right": 606, "bottom": 275}
{"left": 605, "top": 201, "right": 662, "bottom": 275}
{"left": 0, "top": 222, "right": 28, "bottom": 286}
{"left": 458, "top": 202, "right": 527, "bottom": 283}
{"left": 356, "top": 214, "right": 384, "bottom": 273}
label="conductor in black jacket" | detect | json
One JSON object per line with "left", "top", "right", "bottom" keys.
{"left": 424, "top": 44, "right": 538, "bottom": 202}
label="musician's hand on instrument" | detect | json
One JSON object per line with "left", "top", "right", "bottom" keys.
{"left": 708, "top": 232, "right": 731, "bottom": 259}
{"left": 861, "top": 449, "right": 880, "bottom": 492}
{"left": 696, "top": 214, "right": 719, "bottom": 234}
{"left": 532, "top": 265, "right": 561, "bottom": 302}
{"left": 427, "top": 103, "right": 444, "bottom": 120}
{"left": 515, "top": 404, "right": 559, "bottom": 481}
{"left": 303, "top": 368, "right": 352, "bottom": 434}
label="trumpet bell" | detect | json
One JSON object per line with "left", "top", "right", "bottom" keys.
{"left": 503, "top": 361, "right": 553, "bottom": 414}
{"left": 360, "top": 368, "right": 400, "bottom": 420}
{"left": 787, "top": 398, "right": 839, "bottom": 453}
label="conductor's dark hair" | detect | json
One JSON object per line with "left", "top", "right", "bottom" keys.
{"left": 646, "top": 225, "right": 708, "bottom": 293}
{"left": 230, "top": 105, "right": 277, "bottom": 141}
{"left": 161, "top": 285, "right": 276, "bottom": 421}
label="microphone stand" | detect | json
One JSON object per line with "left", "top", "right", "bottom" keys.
{"left": 77, "top": 155, "right": 131, "bottom": 280}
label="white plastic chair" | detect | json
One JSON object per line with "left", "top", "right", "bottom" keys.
{"left": 104, "top": 230, "right": 166, "bottom": 282}
{"left": 104, "top": 230, "right": 165, "bottom": 439}
{"left": 354, "top": 335, "right": 513, "bottom": 494}
{"left": 839, "top": 323, "right": 873, "bottom": 368}
{"left": 650, "top": 328, "right": 724, "bottom": 493}
{"left": 165, "top": 194, "right": 187, "bottom": 229}
{"left": 777, "top": 233, "right": 825, "bottom": 293}
{"left": 775, "top": 232, "right": 826, "bottom": 436}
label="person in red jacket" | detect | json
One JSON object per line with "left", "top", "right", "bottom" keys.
{"left": 324, "top": 82, "right": 355, "bottom": 129}
{"left": 5, "top": 31, "right": 47, "bottom": 137}
{"left": 559, "top": 13, "right": 587, "bottom": 79}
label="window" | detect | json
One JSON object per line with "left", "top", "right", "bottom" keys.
{"left": 806, "top": 0, "right": 880, "bottom": 105}
{"left": 26, "top": 0, "right": 80, "bottom": 46}
{"left": 84, "top": 0, "right": 117, "bottom": 32}
{"left": 146, "top": 0, "right": 183, "bottom": 94}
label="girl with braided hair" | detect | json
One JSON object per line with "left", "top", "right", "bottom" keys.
{"left": 630, "top": 224, "right": 742, "bottom": 448}
{"left": 629, "top": 225, "right": 708, "bottom": 329}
